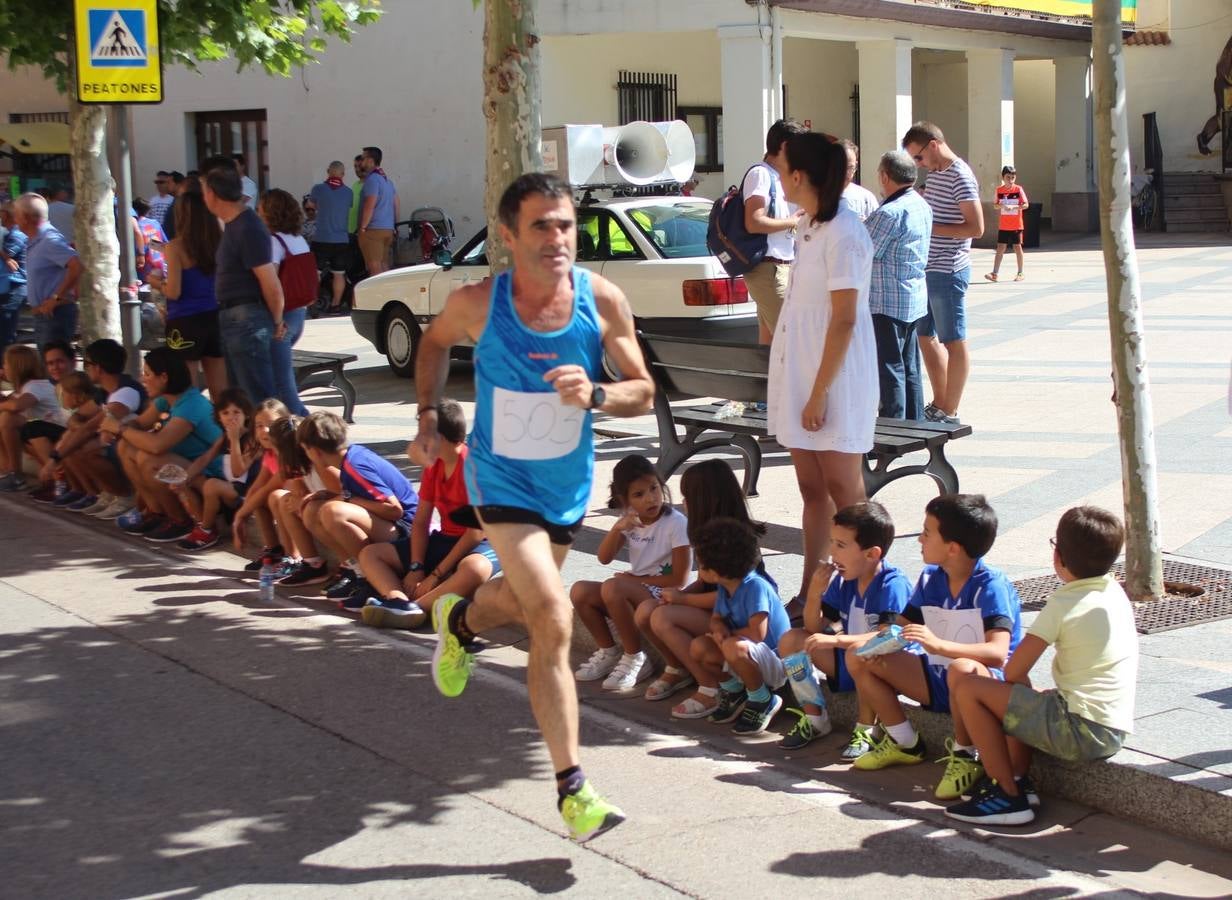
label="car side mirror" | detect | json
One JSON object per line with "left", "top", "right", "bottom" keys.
{"left": 435, "top": 249, "right": 453, "bottom": 269}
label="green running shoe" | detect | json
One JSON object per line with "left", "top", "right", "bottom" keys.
{"left": 432, "top": 594, "right": 475, "bottom": 698}
{"left": 852, "top": 732, "right": 926, "bottom": 770}
{"left": 559, "top": 780, "right": 626, "bottom": 842}
{"left": 934, "top": 737, "right": 985, "bottom": 800}
{"left": 841, "top": 724, "right": 877, "bottom": 760}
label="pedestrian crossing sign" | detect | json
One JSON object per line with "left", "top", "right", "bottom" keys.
{"left": 74, "top": 0, "right": 163, "bottom": 104}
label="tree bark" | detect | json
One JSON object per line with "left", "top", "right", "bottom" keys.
{"left": 1092, "top": 0, "right": 1164, "bottom": 600}
{"left": 67, "top": 33, "right": 121, "bottom": 343}
{"left": 482, "top": 0, "right": 542, "bottom": 274}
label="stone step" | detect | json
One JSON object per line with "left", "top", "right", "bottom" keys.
{"left": 1167, "top": 193, "right": 1227, "bottom": 209}
{"left": 1168, "top": 209, "right": 1230, "bottom": 224}
{"left": 1168, "top": 221, "right": 1231, "bottom": 232}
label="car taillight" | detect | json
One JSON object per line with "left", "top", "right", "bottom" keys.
{"left": 682, "top": 276, "right": 749, "bottom": 306}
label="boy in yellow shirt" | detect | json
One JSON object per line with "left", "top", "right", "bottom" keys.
{"left": 945, "top": 506, "right": 1138, "bottom": 825}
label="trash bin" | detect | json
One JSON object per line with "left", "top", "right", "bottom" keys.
{"left": 1023, "top": 202, "right": 1042, "bottom": 249}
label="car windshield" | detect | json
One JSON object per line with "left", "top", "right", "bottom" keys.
{"left": 624, "top": 202, "right": 712, "bottom": 259}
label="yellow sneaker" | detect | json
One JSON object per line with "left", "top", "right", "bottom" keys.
{"left": 853, "top": 732, "right": 926, "bottom": 770}
{"left": 431, "top": 594, "right": 475, "bottom": 698}
{"left": 559, "top": 780, "right": 625, "bottom": 842}
{"left": 934, "top": 737, "right": 985, "bottom": 800}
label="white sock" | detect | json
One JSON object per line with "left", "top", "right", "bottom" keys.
{"left": 954, "top": 742, "right": 976, "bottom": 756}
{"left": 885, "top": 721, "right": 918, "bottom": 747}
{"left": 807, "top": 714, "right": 827, "bottom": 729}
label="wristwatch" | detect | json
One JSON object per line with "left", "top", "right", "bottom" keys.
{"left": 588, "top": 384, "right": 607, "bottom": 410}
{"left": 408, "top": 561, "right": 425, "bottom": 573}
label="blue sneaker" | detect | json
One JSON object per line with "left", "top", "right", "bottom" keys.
{"left": 65, "top": 494, "right": 99, "bottom": 512}
{"left": 945, "top": 779, "right": 1034, "bottom": 826}
{"left": 362, "top": 597, "right": 427, "bottom": 629}
{"left": 53, "top": 490, "right": 86, "bottom": 508}
{"left": 856, "top": 624, "right": 910, "bottom": 659}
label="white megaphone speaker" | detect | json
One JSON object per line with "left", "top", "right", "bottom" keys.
{"left": 541, "top": 120, "right": 697, "bottom": 188}
{"left": 603, "top": 121, "right": 669, "bottom": 185}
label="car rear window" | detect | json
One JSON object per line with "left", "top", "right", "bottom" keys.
{"left": 625, "top": 203, "right": 712, "bottom": 259}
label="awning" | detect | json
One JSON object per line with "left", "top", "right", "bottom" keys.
{"left": 0, "top": 122, "right": 71, "bottom": 155}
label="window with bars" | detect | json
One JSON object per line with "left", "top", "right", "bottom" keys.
{"left": 617, "top": 70, "right": 677, "bottom": 124}
{"left": 9, "top": 111, "right": 70, "bottom": 124}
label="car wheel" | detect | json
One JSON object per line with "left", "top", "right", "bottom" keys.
{"left": 384, "top": 306, "right": 420, "bottom": 378}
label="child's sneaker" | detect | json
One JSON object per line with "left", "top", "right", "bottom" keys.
{"left": 245, "top": 547, "right": 284, "bottom": 573}
{"left": 52, "top": 490, "right": 86, "bottom": 508}
{"left": 29, "top": 483, "right": 58, "bottom": 504}
{"left": 145, "top": 519, "right": 193, "bottom": 543}
{"left": 944, "top": 779, "right": 1034, "bottom": 826}
{"left": 65, "top": 494, "right": 99, "bottom": 512}
{"left": 601, "top": 651, "right": 651, "bottom": 691}
{"left": 1017, "top": 774, "right": 1041, "bottom": 808}
{"left": 853, "top": 733, "right": 926, "bottom": 770}
{"left": 325, "top": 568, "right": 360, "bottom": 599}
{"left": 0, "top": 473, "right": 28, "bottom": 492}
{"left": 277, "top": 560, "right": 330, "bottom": 586}
{"left": 116, "top": 507, "right": 145, "bottom": 530}
{"left": 559, "top": 780, "right": 625, "bottom": 842}
{"left": 362, "top": 597, "right": 427, "bottom": 629}
{"left": 841, "top": 724, "right": 877, "bottom": 760}
{"left": 935, "top": 738, "right": 985, "bottom": 800}
{"left": 778, "top": 707, "right": 830, "bottom": 749}
{"left": 431, "top": 594, "right": 477, "bottom": 698}
{"left": 708, "top": 686, "right": 748, "bottom": 724}
{"left": 575, "top": 645, "right": 622, "bottom": 682}
{"left": 95, "top": 495, "right": 135, "bottom": 519}
{"left": 732, "top": 692, "right": 783, "bottom": 735}
{"left": 80, "top": 493, "right": 115, "bottom": 516}
{"left": 177, "top": 525, "right": 220, "bottom": 551}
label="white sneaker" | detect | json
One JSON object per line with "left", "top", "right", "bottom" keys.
{"left": 575, "top": 645, "right": 622, "bottom": 682}
{"left": 602, "top": 651, "right": 652, "bottom": 692}
{"left": 95, "top": 496, "right": 135, "bottom": 520}
{"left": 81, "top": 493, "right": 115, "bottom": 516}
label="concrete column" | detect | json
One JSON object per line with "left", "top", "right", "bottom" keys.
{"left": 856, "top": 39, "right": 913, "bottom": 188}
{"left": 1052, "top": 54, "right": 1098, "bottom": 232}
{"left": 719, "top": 24, "right": 774, "bottom": 187}
{"left": 966, "top": 48, "right": 1014, "bottom": 246}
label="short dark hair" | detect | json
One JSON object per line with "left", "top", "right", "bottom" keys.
{"left": 133, "top": 197, "right": 151, "bottom": 218}
{"left": 204, "top": 165, "right": 243, "bottom": 203}
{"left": 42, "top": 339, "right": 75, "bottom": 362}
{"left": 766, "top": 118, "right": 808, "bottom": 155}
{"left": 212, "top": 387, "right": 254, "bottom": 430}
{"left": 436, "top": 398, "right": 468, "bottom": 444}
{"left": 925, "top": 494, "right": 999, "bottom": 561}
{"left": 170, "top": 171, "right": 185, "bottom": 183}
{"left": 362, "top": 146, "right": 383, "bottom": 165}
{"left": 1002, "top": 164, "right": 1017, "bottom": 176}
{"left": 497, "top": 172, "right": 573, "bottom": 230}
{"left": 232, "top": 152, "right": 247, "bottom": 167}
{"left": 200, "top": 154, "right": 237, "bottom": 175}
{"left": 297, "top": 410, "right": 349, "bottom": 454}
{"left": 693, "top": 517, "right": 760, "bottom": 581}
{"left": 156, "top": 170, "right": 169, "bottom": 177}
{"left": 902, "top": 121, "right": 945, "bottom": 150}
{"left": 1055, "top": 506, "right": 1124, "bottom": 578}
{"left": 785, "top": 132, "right": 847, "bottom": 225}
{"left": 84, "top": 338, "right": 126, "bottom": 375}
{"left": 143, "top": 346, "right": 193, "bottom": 395}
{"left": 354, "top": 154, "right": 363, "bottom": 162}
{"left": 833, "top": 501, "right": 896, "bottom": 556}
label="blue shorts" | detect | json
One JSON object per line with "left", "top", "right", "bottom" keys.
{"left": 921, "top": 655, "right": 1004, "bottom": 713}
{"left": 395, "top": 530, "right": 501, "bottom": 577}
{"left": 825, "top": 647, "right": 856, "bottom": 693}
{"left": 919, "top": 268, "right": 970, "bottom": 343}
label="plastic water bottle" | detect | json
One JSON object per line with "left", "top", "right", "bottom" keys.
{"left": 259, "top": 556, "right": 278, "bottom": 603}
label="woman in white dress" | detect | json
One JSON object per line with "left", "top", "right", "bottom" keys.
{"left": 767, "top": 133, "right": 877, "bottom": 602}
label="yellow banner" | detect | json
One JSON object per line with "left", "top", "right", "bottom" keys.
{"left": 74, "top": 0, "right": 163, "bottom": 104}
{"left": 974, "top": 1, "right": 1137, "bottom": 24}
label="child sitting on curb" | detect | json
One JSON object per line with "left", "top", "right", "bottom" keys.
{"left": 846, "top": 493, "right": 1023, "bottom": 803}
{"left": 357, "top": 399, "right": 500, "bottom": 629}
{"left": 689, "top": 517, "right": 791, "bottom": 736}
{"left": 776, "top": 501, "right": 912, "bottom": 756}
{"left": 945, "top": 506, "right": 1137, "bottom": 826}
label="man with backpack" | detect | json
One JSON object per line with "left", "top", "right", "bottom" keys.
{"left": 741, "top": 119, "right": 807, "bottom": 345}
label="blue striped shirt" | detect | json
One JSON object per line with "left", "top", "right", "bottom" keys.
{"left": 865, "top": 187, "right": 931, "bottom": 323}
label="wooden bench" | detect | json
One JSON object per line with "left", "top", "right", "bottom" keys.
{"left": 638, "top": 331, "right": 972, "bottom": 497}
{"left": 292, "top": 349, "right": 359, "bottom": 423}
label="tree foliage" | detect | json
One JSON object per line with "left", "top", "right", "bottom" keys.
{"left": 0, "top": 0, "right": 382, "bottom": 85}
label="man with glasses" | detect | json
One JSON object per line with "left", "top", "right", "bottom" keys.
{"left": 900, "top": 122, "right": 983, "bottom": 426}
{"left": 149, "top": 171, "right": 174, "bottom": 227}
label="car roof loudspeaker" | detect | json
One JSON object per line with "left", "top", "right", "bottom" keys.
{"left": 659, "top": 120, "right": 696, "bottom": 184}
{"left": 605, "top": 121, "right": 669, "bottom": 185}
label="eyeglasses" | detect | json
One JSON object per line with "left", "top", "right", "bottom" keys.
{"left": 912, "top": 154, "right": 925, "bottom": 163}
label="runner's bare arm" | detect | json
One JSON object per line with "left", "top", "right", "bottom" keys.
{"left": 544, "top": 276, "right": 653, "bottom": 416}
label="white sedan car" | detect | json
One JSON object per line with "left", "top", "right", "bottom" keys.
{"left": 350, "top": 194, "right": 759, "bottom": 377}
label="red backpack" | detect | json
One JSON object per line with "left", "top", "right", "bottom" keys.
{"left": 273, "top": 234, "right": 317, "bottom": 311}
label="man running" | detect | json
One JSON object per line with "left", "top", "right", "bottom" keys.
{"left": 411, "top": 172, "right": 654, "bottom": 842}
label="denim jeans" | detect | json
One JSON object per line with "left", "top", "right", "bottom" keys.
{"left": 872, "top": 313, "right": 925, "bottom": 420}
{"left": 0, "top": 290, "right": 23, "bottom": 357}
{"left": 33, "top": 300, "right": 78, "bottom": 351}
{"left": 218, "top": 302, "right": 277, "bottom": 404}
{"left": 919, "top": 267, "right": 970, "bottom": 343}
{"left": 270, "top": 306, "right": 309, "bottom": 415}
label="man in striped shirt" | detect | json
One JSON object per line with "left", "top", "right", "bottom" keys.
{"left": 901, "top": 122, "right": 984, "bottom": 425}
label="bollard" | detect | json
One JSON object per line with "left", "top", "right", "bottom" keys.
{"left": 119, "top": 282, "right": 142, "bottom": 379}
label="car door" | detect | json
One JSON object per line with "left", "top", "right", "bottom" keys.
{"left": 428, "top": 232, "right": 491, "bottom": 315}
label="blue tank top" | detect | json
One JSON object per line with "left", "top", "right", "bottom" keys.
{"left": 168, "top": 265, "right": 218, "bottom": 319}
{"left": 465, "top": 267, "right": 603, "bottom": 525}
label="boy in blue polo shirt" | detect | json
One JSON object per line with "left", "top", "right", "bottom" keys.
{"left": 688, "top": 517, "right": 792, "bottom": 736}
{"left": 776, "top": 501, "right": 912, "bottom": 756}
{"left": 297, "top": 411, "right": 419, "bottom": 609}
{"left": 847, "top": 494, "right": 1022, "bottom": 802}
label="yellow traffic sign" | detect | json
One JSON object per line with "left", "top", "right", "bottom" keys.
{"left": 74, "top": 0, "right": 163, "bottom": 104}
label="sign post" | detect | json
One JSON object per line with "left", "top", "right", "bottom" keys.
{"left": 74, "top": 0, "right": 162, "bottom": 376}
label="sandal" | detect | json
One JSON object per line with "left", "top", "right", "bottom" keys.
{"left": 644, "top": 667, "right": 695, "bottom": 701}
{"left": 672, "top": 692, "right": 719, "bottom": 720}
{"left": 984, "top": 272, "right": 998, "bottom": 282}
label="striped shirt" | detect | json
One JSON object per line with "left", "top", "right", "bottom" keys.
{"left": 922, "top": 157, "right": 980, "bottom": 273}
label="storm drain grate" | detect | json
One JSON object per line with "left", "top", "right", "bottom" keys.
{"left": 1013, "top": 557, "right": 1232, "bottom": 635}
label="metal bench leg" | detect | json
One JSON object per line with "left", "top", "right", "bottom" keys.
{"left": 331, "top": 369, "right": 359, "bottom": 424}
{"left": 924, "top": 444, "right": 960, "bottom": 494}
{"left": 731, "top": 434, "right": 763, "bottom": 497}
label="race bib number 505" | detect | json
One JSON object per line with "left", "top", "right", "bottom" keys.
{"left": 492, "top": 387, "right": 586, "bottom": 461}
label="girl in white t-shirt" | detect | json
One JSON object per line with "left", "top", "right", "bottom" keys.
{"left": 570, "top": 454, "right": 692, "bottom": 692}
{"left": 0, "top": 344, "right": 69, "bottom": 491}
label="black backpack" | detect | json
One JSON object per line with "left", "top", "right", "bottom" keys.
{"left": 707, "top": 164, "right": 776, "bottom": 277}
